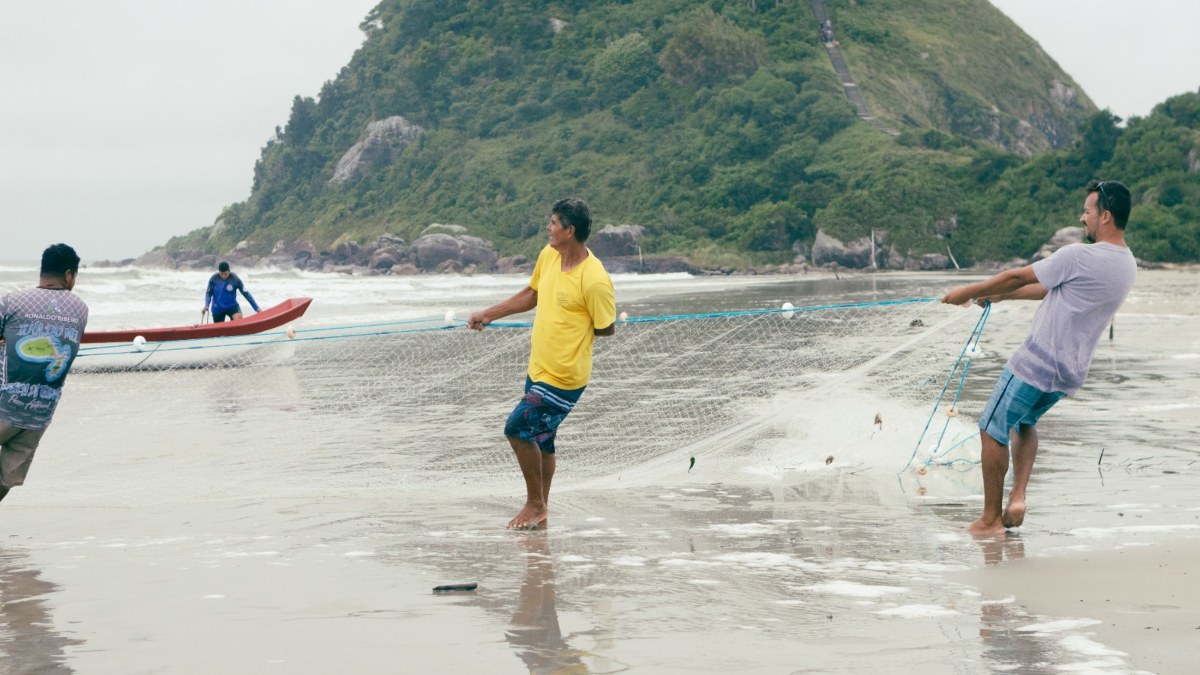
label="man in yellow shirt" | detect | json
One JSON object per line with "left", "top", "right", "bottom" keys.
{"left": 468, "top": 198, "right": 616, "bottom": 529}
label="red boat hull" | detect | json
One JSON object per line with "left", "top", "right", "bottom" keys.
{"left": 81, "top": 297, "right": 313, "bottom": 344}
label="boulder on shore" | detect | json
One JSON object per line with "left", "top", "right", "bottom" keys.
{"left": 1032, "top": 226, "right": 1084, "bottom": 261}
{"left": 811, "top": 229, "right": 875, "bottom": 268}
{"left": 410, "top": 233, "right": 498, "bottom": 271}
{"left": 588, "top": 224, "right": 645, "bottom": 258}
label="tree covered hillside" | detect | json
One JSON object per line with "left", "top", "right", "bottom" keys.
{"left": 159, "top": 0, "right": 1199, "bottom": 268}
{"left": 832, "top": 0, "right": 1093, "bottom": 155}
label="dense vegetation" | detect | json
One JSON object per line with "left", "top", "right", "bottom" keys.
{"left": 834, "top": 0, "right": 1090, "bottom": 154}
{"left": 162, "top": 0, "right": 1200, "bottom": 266}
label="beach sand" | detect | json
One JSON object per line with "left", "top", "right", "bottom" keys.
{"left": 956, "top": 536, "right": 1200, "bottom": 675}
{"left": 2, "top": 269, "right": 1197, "bottom": 672}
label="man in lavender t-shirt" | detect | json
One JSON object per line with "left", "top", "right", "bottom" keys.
{"left": 0, "top": 244, "right": 89, "bottom": 504}
{"left": 942, "top": 180, "right": 1136, "bottom": 536}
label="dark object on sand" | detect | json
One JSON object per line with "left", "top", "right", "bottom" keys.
{"left": 433, "top": 583, "right": 478, "bottom": 593}
{"left": 689, "top": 456, "right": 696, "bottom": 472}
{"left": 825, "top": 455, "right": 834, "bottom": 465}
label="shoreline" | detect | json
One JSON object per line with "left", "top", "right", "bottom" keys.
{"left": 954, "top": 537, "right": 1200, "bottom": 675}
{"left": 79, "top": 258, "right": 1200, "bottom": 277}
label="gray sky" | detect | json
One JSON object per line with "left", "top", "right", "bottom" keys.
{"left": 990, "top": 0, "right": 1200, "bottom": 120}
{"left": 2, "top": 1, "right": 1197, "bottom": 263}
{"left": 1, "top": 1, "right": 377, "bottom": 263}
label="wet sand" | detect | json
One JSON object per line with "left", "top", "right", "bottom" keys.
{"left": 1, "top": 269, "right": 1197, "bottom": 672}
{"left": 957, "top": 537, "right": 1200, "bottom": 675}
{"left": 10, "top": 481, "right": 1199, "bottom": 674}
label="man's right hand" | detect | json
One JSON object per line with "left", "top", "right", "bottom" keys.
{"left": 941, "top": 286, "right": 975, "bottom": 306}
{"left": 201, "top": 307, "right": 209, "bottom": 314}
{"left": 467, "top": 311, "right": 489, "bottom": 331}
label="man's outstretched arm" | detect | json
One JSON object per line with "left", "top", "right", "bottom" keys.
{"left": 980, "top": 282, "right": 1048, "bottom": 304}
{"left": 240, "top": 286, "right": 261, "bottom": 312}
{"left": 468, "top": 287, "right": 538, "bottom": 330}
{"left": 943, "top": 266, "right": 1041, "bottom": 306}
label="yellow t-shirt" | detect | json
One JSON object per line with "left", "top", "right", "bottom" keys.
{"left": 528, "top": 245, "right": 616, "bottom": 390}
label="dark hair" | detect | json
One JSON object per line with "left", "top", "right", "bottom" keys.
{"left": 218, "top": 261, "right": 231, "bottom": 272}
{"left": 41, "top": 243, "right": 80, "bottom": 278}
{"left": 551, "top": 197, "right": 592, "bottom": 242}
{"left": 1086, "top": 180, "right": 1131, "bottom": 229}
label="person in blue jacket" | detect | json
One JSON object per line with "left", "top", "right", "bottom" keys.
{"left": 203, "top": 261, "right": 261, "bottom": 323}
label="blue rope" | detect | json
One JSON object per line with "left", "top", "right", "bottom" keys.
{"left": 78, "top": 323, "right": 461, "bottom": 357}
{"left": 440, "top": 296, "right": 940, "bottom": 329}
{"left": 616, "top": 296, "right": 938, "bottom": 324}
{"left": 901, "top": 303, "right": 992, "bottom": 473}
{"left": 76, "top": 296, "right": 947, "bottom": 364}
{"left": 271, "top": 317, "right": 448, "bottom": 334}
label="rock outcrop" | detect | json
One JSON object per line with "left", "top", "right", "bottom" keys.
{"left": 409, "top": 233, "right": 498, "bottom": 271}
{"left": 1031, "top": 226, "right": 1084, "bottom": 261}
{"left": 134, "top": 222, "right": 1094, "bottom": 276}
{"left": 805, "top": 229, "right": 959, "bottom": 271}
{"left": 810, "top": 229, "right": 876, "bottom": 269}
{"left": 587, "top": 224, "right": 645, "bottom": 258}
{"left": 329, "top": 116, "right": 424, "bottom": 185}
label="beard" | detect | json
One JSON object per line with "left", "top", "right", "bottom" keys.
{"left": 1084, "top": 226, "right": 1096, "bottom": 244}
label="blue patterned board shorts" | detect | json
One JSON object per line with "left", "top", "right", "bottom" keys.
{"left": 979, "top": 367, "right": 1066, "bottom": 446}
{"left": 504, "top": 377, "right": 586, "bottom": 454}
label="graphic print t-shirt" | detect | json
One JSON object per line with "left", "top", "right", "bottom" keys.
{"left": 0, "top": 288, "right": 90, "bottom": 430}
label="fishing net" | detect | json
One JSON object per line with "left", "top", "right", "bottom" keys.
{"left": 45, "top": 298, "right": 983, "bottom": 505}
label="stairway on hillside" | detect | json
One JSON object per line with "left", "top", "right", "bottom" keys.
{"left": 809, "top": 0, "right": 900, "bottom": 137}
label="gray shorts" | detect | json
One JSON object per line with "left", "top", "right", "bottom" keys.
{"left": 0, "top": 422, "right": 45, "bottom": 488}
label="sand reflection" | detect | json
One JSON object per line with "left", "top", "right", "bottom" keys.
{"left": 505, "top": 532, "right": 588, "bottom": 674}
{"left": 0, "top": 548, "right": 79, "bottom": 673}
{"left": 972, "top": 536, "right": 1060, "bottom": 672}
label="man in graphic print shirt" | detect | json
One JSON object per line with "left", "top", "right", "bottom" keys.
{"left": 0, "top": 244, "right": 90, "bottom": 503}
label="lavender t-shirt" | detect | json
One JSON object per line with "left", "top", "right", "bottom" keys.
{"left": 1006, "top": 242, "right": 1136, "bottom": 396}
{"left": 0, "top": 287, "right": 90, "bottom": 430}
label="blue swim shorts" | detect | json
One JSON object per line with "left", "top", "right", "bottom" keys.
{"left": 212, "top": 304, "right": 241, "bottom": 323}
{"left": 504, "top": 377, "right": 586, "bottom": 454}
{"left": 979, "top": 367, "right": 1066, "bottom": 446}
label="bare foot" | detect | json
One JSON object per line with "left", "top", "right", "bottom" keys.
{"left": 506, "top": 504, "right": 548, "bottom": 530}
{"left": 1002, "top": 500, "right": 1025, "bottom": 528}
{"left": 967, "top": 517, "right": 1007, "bottom": 538}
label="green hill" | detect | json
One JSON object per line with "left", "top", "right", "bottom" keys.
{"left": 157, "top": 0, "right": 1199, "bottom": 268}
{"left": 832, "top": 0, "right": 1092, "bottom": 154}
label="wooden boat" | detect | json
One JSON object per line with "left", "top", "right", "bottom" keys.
{"left": 73, "top": 298, "right": 313, "bottom": 372}
{"left": 81, "top": 298, "right": 313, "bottom": 344}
